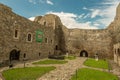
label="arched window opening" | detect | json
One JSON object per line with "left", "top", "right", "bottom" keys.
{"left": 27, "top": 33, "right": 32, "bottom": 42}
{"left": 14, "top": 29, "right": 19, "bottom": 39}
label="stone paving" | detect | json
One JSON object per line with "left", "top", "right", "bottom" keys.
{"left": 0, "top": 57, "right": 86, "bottom": 80}
{"left": 38, "top": 57, "right": 86, "bottom": 80}
{"left": 0, "top": 58, "right": 120, "bottom": 80}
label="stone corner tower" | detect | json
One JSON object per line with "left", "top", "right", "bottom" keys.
{"left": 115, "top": 3, "right": 120, "bottom": 20}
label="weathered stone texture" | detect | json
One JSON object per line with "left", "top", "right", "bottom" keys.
{"left": 66, "top": 29, "right": 113, "bottom": 58}
{"left": 0, "top": 4, "right": 55, "bottom": 63}
{"left": 109, "top": 3, "right": 120, "bottom": 66}
{"left": 0, "top": 3, "right": 120, "bottom": 65}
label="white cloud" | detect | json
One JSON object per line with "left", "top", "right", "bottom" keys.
{"left": 93, "top": 23, "right": 100, "bottom": 26}
{"left": 83, "top": 13, "right": 90, "bottom": 19}
{"left": 82, "top": 8, "right": 100, "bottom": 18}
{"left": 28, "top": 0, "right": 120, "bottom": 29}
{"left": 83, "top": 7, "right": 87, "bottom": 10}
{"left": 46, "top": 11, "right": 98, "bottom": 29}
{"left": 96, "top": 0, "right": 120, "bottom": 27}
{"left": 28, "top": 0, "right": 54, "bottom": 5}
{"left": 29, "top": 17, "right": 35, "bottom": 21}
{"left": 46, "top": 0, "right": 54, "bottom": 5}
{"left": 82, "top": 0, "right": 120, "bottom": 28}
{"left": 28, "top": 0, "right": 36, "bottom": 4}
{"left": 83, "top": 6, "right": 100, "bottom": 18}
{"left": 91, "top": 9, "right": 100, "bottom": 18}
{"left": 78, "top": 14, "right": 85, "bottom": 18}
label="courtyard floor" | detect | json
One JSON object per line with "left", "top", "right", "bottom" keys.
{"left": 0, "top": 57, "right": 120, "bottom": 80}
{"left": 38, "top": 57, "right": 86, "bottom": 80}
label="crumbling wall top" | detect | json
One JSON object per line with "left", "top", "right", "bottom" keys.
{"left": 0, "top": 3, "right": 12, "bottom": 12}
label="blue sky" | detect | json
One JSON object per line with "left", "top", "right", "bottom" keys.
{"left": 0, "top": 0, "right": 120, "bottom": 29}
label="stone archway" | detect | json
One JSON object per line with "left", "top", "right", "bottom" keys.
{"left": 9, "top": 49, "right": 20, "bottom": 61}
{"left": 80, "top": 50, "right": 88, "bottom": 57}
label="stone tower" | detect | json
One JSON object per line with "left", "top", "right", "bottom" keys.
{"left": 116, "top": 3, "right": 120, "bottom": 18}
{"left": 114, "top": 3, "right": 120, "bottom": 26}
{"left": 34, "top": 14, "right": 67, "bottom": 54}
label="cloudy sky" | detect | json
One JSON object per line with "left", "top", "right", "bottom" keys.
{"left": 0, "top": 0, "right": 120, "bottom": 29}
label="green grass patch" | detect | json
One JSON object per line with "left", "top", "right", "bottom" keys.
{"left": 71, "top": 68, "right": 118, "bottom": 80}
{"left": 84, "top": 58, "right": 109, "bottom": 69}
{"left": 2, "top": 66, "right": 55, "bottom": 80}
{"left": 65, "top": 56, "right": 76, "bottom": 60}
{"left": 33, "top": 59, "right": 68, "bottom": 64}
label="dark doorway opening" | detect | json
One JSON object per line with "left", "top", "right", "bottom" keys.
{"left": 80, "top": 50, "right": 88, "bottom": 57}
{"left": 9, "top": 49, "right": 20, "bottom": 61}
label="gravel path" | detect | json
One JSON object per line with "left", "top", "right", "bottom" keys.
{"left": 38, "top": 57, "right": 86, "bottom": 80}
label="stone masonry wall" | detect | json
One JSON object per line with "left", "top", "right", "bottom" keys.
{"left": 1, "top": 3, "right": 120, "bottom": 64}
{"left": 0, "top": 4, "right": 55, "bottom": 63}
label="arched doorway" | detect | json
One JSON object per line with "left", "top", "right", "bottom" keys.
{"left": 80, "top": 50, "right": 88, "bottom": 57}
{"left": 9, "top": 49, "right": 20, "bottom": 61}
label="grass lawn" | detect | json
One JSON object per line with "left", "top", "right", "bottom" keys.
{"left": 71, "top": 68, "right": 118, "bottom": 80}
{"left": 65, "top": 56, "right": 76, "bottom": 60}
{"left": 2, "top": 66, "right": 55, "bottom": 80}
{"left": 33, "top": 59, "right": 68, "bottom": 64}
{"left": 84, "top": 58, "right": 109, "bottom": 69}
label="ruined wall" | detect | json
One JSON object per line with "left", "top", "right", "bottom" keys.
{"left": 107, "top": 3, "right": 120, "bottom": 65}
{"left": 0, "top": 4, "right": 55, "bottom": 62}
{"left": 113, "top": 43, "right": 120, "bottom": 66}
{"left": 1, "top": 2, "right": 120, "bottom": 63}
{"left": 35, "top": 14, "right": 67, "bottom": 54}
{"left": 66, "top": 29, "right": 113, "bottom": 58}
{"left": 36, "top": 14, "right": 113, "bottom": 58}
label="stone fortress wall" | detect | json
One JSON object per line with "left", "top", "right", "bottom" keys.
{"left": 0, "top": 3, "right": 120, "bottom": 66}
{"left": 0, "top": 4, "right": 55, "bottom": 64}
{"left": 109, "top": 3, "right": 120, "bottom": 66}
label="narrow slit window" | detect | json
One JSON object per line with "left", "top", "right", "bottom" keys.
{"left": 15, "top": 30, "right": 18, "bottom": 38}
{"left": 118, "top": 48, "right": 119, "bottom": 53}
{"left": 51, "top": 40, "right": 52, "bottom": 43}
{"left": 27, "top": 33, "right": 32, "bottom": 42}
{"left": 23, "top": 53, "right": 26, "bottom": 58}
{"left": 45, "top": 38, "right": 47, "bottom": 43}
{"left": 39, "top": 53, "right": 41, "bottom": 56}
{"left": 56, "top": 45, "right": 58, "bottom": 50}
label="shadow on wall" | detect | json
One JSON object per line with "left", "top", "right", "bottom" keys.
{"left": 55, "top": 25, "right": 66, "bottom": 54}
